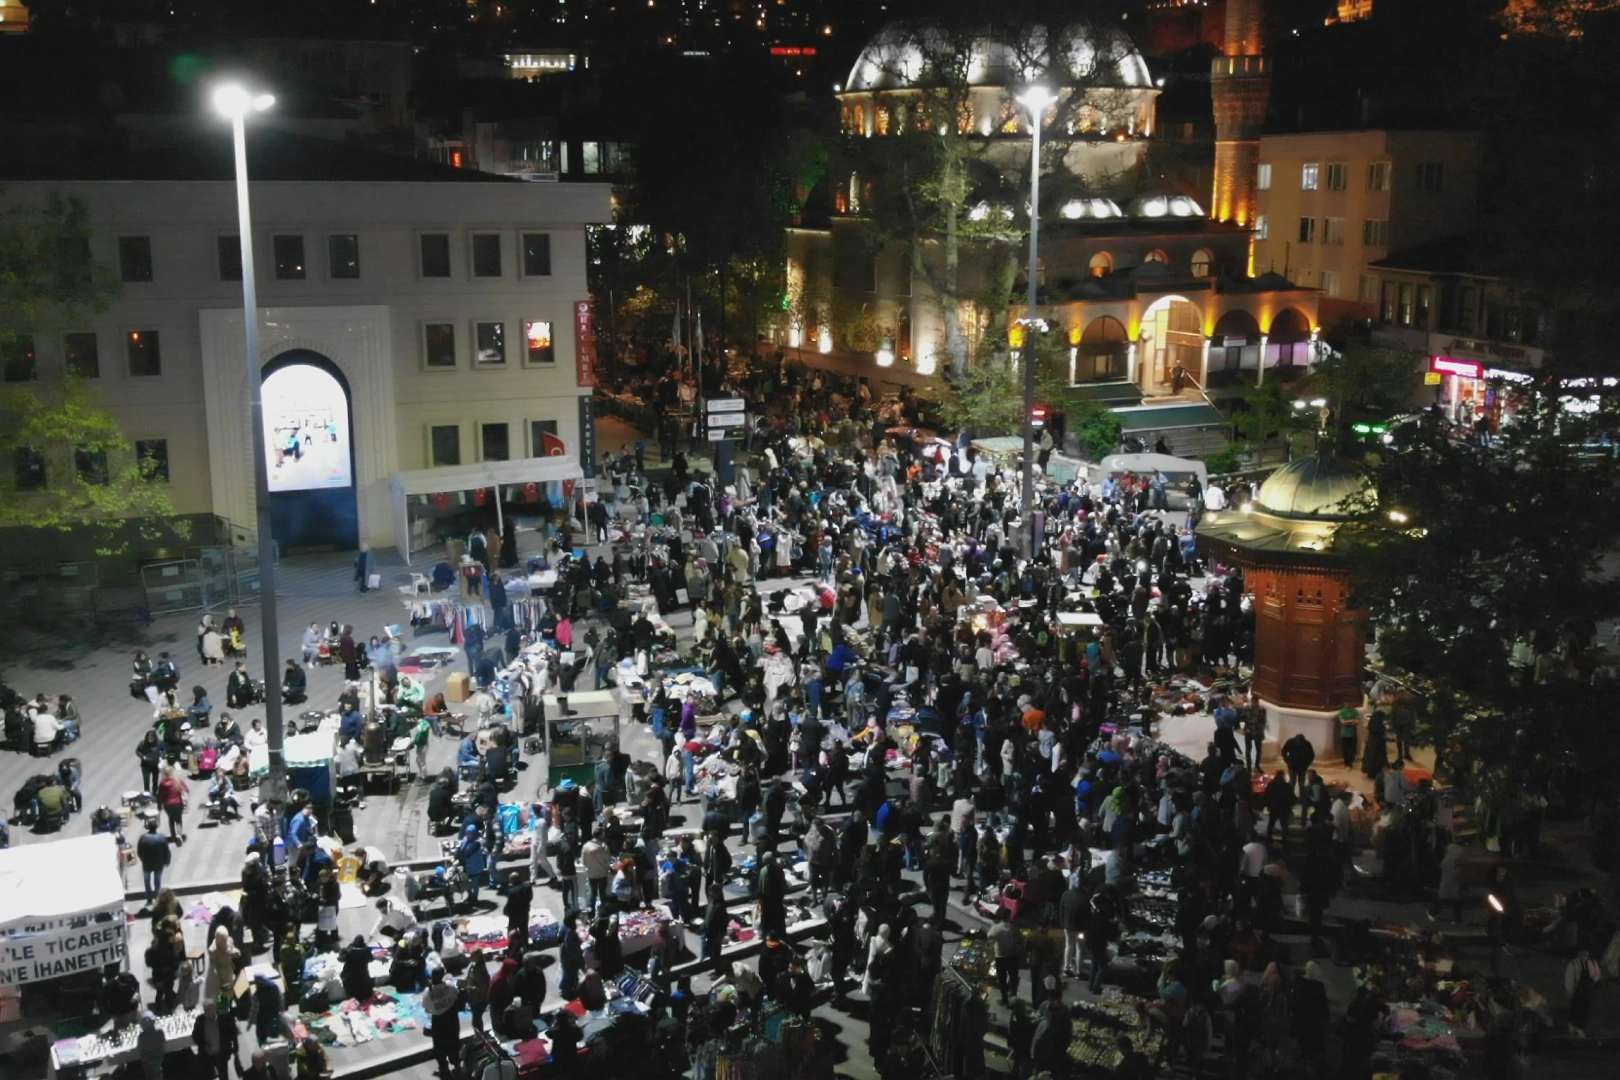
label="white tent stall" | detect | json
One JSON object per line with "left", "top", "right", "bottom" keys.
{"left": 391, "top": 455, "right": 585, "bottom": 564}
{"left": 0, "top": 834, "right": 127, "bottom": 988}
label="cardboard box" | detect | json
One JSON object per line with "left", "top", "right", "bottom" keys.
{"left": 446, "top": 672, "right": 472, "bottom": 703}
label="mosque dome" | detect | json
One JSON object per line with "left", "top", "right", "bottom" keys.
{"left": 1059, "top": 195, "right": 1125, "bottom": 220}
{"left": 1126, "top": 188, "right": 1205, "bottom": 220}
{"left": 844, "top": 20, "right": 1154, "bottom": 95}
{"left": 1254, "top": 454, "right": 1369, "bottom": 521}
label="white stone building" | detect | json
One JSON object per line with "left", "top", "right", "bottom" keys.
{"left": 2, "top": 128, "right": 611, "bottom": 560}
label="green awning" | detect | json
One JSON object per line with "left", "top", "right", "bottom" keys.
{"left": 1070, "top": 381, "right": 1144, "bottom": 405}
{"left": 1113, "top": 404, "right": 1227, "bottom": 432}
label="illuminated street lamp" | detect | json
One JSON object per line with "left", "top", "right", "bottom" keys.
{"left": 213, "top": 83, "right": 289, "bottom": 800}
{"left": 1017, "top": 85, "right": 1056, "bottom": 558}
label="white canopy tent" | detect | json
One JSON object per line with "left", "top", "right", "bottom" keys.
{"left": 391, "top": 455, "right": 584, "bottom": 564}
{"left": 0, "top": 834, "right": 127, "bottom": 986}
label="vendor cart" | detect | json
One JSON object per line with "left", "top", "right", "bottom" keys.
{"left": 541, "top": 690, "right": 622, "bottom": 789}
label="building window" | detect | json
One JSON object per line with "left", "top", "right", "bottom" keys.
{"left": 1257, "top": 163, "right": 1272, "bottom": 190}
{"left": 1398, "top": 282, "right": 1415, "bottom": 325}
{"left": 1416, "top": 285, "right": 1432, "bottom": 326}
{"left": 2, "top": 340, "right": 36, "bottom": 382}
{"left": 1144, "top": 249, "right": 1169, "bottom": 264}
{"left": 1358, "top": 274, "right": 1378, "bottom": 304}
{"left": 1323, "top": 217, "right": 1345, "bottom": 245}
{"left": 1301, "top": 163, "right": 1320, "bottom": 191}
{"left": 136, "top": 439, "right": 170, "bottom": 482}
{"left": 1380, "top": 281, "right": 1396, "bottom": 322}
{"left": 429, "top": 425, "right": 461, "bottom": 467}
{"left": 126, "top": 330, "right": 161, "bottom": 377}
{"left": 1088, "top": 251, "right": 1113, "bottom": 277}
{"left": 217, "top": 236, "right": 242, "bottom": 281}
{"left": 328, "top": 234, "right": 360, "bottom": 279}
{"left": 1191, "top": 248, "right": 1213, "bottom": 276}
{"left": 480, "top": 422, "right": 510, "bottom": 462}
{"left": 1320, "top": 270, "right": 1341, "bottom": 298}
{"left": 1325, "top": 163, "right": 1347, "bottom": 191}
{"left": 118, "top": 236, "right": 153, "bottom": 282}
{"left": 64, "top": 332, "right": 99, "bottom": 378}
{"left": 420, "top": 233, "right": 452, "bottom": 278}
{"left": 1459, "top": 286, "right": 1479, "bottom": 332}
{"left": 1367, "top": 161, "right": 1391, "bottom": 191}
{"left": 1415, "top": 163, "right": 1444, "bottom": 191}
{"left": 525, "top": 320, "right": 555, "bottom": 364}
{"left": 1362, "top": 219, "right": 1389, "bottom": 247}
{"left": 1297, "top": 217, "right": 1316, "bottom": 243}
{"left": 471, "top": 233, "right": 502, "bottom": 278}
{"left": 424, "top": 323, "right": 456, "bottom": 368}
{"left": 530, "top": 419, "right": 558, "bottom": 457}
{"left": 474, "top": 321, "right": 507, "bottom": 365}
{"left": 522, "top": 233, "right": 552, "bottom": 277}
{"left": 74, "top": 446, "right": 109, "bottom": 486}
{"left": 273, "top": 235, "right": 306, "bottom": 280}
{"left": 1255, "top": 215, "right": 1268, "bottom": 240}
{"left": 13, "top": 448, "right": 46, "bottom": 492}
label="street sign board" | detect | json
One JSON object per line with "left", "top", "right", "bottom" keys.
{"left": 705, "top": 397, "right": 746, "bottom": 413}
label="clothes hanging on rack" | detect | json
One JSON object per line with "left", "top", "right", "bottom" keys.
{"left": 929, "top": 968, "right": 985, "bottom": 1079}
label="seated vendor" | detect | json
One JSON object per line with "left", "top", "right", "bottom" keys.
{"left": 396, "top": 674, "right": 425, "bottom": 715}
{"left": 424, "top": 692, "right": 451, "bottom": 735}
{"left": 352, "top": 845, "right": 391, "bottom": 895}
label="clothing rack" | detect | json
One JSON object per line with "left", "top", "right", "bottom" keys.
{"left": 929, "top": 966, "right": 980, "bottom": 1079}
{"left": 508, "top": 598, "right": 551, "bottom": 632}
{"left": 407, "top": 599, "right": 491, "bottom": 644}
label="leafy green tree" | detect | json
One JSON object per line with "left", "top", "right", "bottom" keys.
{"left": 1304, "top": 346, "right": 1423, "bottom": 453}
{"left": 1336, "top": 398, "right": 1620, "bottom": 797}
{"left": 1228, "top": 378, "right": 1310, "bottom": 454}
{"left": 1, "top": 191, "right": 182, "bottom": 550}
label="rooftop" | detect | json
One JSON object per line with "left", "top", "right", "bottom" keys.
{"left": 0, "top": 126, "right": 516, "bottom": 185}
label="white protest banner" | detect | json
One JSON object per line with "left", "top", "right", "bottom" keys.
{"left": 0, "top": 908, "right": 126, "bottom": 986}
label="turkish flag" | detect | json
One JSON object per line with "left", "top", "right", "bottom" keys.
{"left": 563, "top": 479, "right": 576, "bottom": 499}
{"left": 542, "top": 432, "right": 566, "bottom": 458}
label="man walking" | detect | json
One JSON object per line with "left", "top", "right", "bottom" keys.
{"left": 136, "top": 821, "right": 172, "bottom": 908}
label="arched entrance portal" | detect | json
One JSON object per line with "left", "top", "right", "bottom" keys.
{"left": 1138, "top": 295, "right": 1203, "bottom": 395}
{"left": 262, "top": 351, "right": 359, "bottom": 552}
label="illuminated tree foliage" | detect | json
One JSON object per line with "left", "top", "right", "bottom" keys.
{"left": 1337, "top": 397, "right": 1620, "bottom": 799}
{"left": 0, "top": 191, "right": 183, "bottom": 550}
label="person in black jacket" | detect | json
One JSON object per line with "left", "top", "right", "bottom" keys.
{"left": 281, "top": 661, "right": 308, "bottom": 705}
{"left": 701, "top": 885, "right": 729, "bottom": 971}
{"left": 503, "top": 872, "right": 533, "bottom": 941}
{"left": 340, "top": 936, "right": 374, "bottom": 1003}
{"left": 192, "top": 1000, "right": 240, "bottom": 1080}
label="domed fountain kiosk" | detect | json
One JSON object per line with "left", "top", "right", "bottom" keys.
{"left": 1195, "top": 455, "right": 1370, "bottom": 758}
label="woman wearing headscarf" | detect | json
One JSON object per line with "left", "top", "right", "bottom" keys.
{"left": 340, "top": 935, "right": 375, "bottom": 1003}
{"left": 204, "top": 926, "right": 241, "bottom": 1003}
{"left": 422, "top": 970, "right": 462, "bottom": 1077}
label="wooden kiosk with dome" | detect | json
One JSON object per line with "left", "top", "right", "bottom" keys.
{"left": 1195, "top": 454, "right": 1370, "bottom": 756}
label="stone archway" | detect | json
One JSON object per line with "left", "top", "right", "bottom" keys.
{"left": 1138, "top": 295, "right": 1204, "bottom": 394}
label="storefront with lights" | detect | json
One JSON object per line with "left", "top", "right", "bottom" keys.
{"left": 1427, "top": 355, "right": 1537, "bottom": 433}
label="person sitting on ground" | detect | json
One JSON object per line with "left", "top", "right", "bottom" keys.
{"left": 282, "top": 661, "right": 308, "bottom": 705}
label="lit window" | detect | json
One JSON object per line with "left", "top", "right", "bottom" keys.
{"left": 1144, "top": 249, "right": 1169, "bottom": 264}
{"left": 1088, "top": 252, "right": 1113, "bottom": 277}
{"left": 1255, "top": 214, "right": 1268, "bottom": 240}
{"left": 525, "top": 320, "right": 555, "bottom": 364}
{"left": 1301, "top": 163, "right": 1319, "bottom": 191}
{"left": 1191, "top": 249, "right": 1213, "bottom": 276}
{"left": 1257, "top": 163, "right": 1272, "bottom": 190}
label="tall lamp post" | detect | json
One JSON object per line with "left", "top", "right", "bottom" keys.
{"left": 1016, "top": 85, "right": 1055, "bottom": 559}
{"left": 213, "top": 83, "right": 289, "bottom": 801}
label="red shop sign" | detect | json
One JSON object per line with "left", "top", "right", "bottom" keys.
{"left": 1430, "top": 356, "right": 1483, "bottom": 379}
{"left": 575, "top": 300, "right": 598, "bottom": 388}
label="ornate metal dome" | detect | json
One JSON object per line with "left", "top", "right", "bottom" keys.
{"left": 1254, "top": 454, "right": 1369, "bottom": 521}
{"left": 844, "top": 20, "right": 1154, "bottom": 94}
